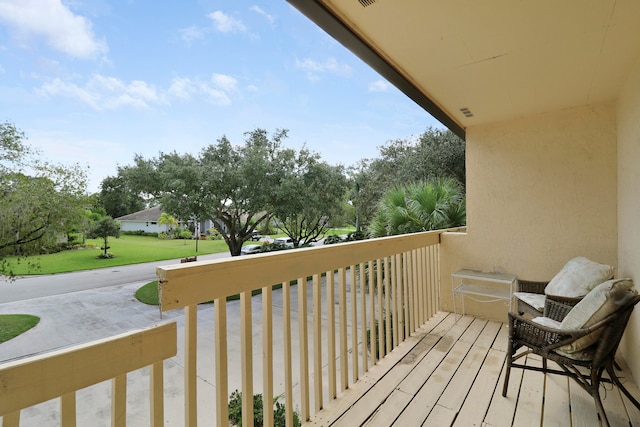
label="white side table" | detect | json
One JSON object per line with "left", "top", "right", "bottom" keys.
{"left": 451, "top": 269, "right": 518, "bottom": 320}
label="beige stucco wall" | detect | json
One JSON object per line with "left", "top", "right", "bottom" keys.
{"left": 440, "top": 103, "right": 618, "bottom": 323}
{"left": 616, "top": 56, "right": 640, "bottom": 381}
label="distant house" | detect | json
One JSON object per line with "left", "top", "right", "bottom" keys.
{"left": 115, "top": 206, "right": 171, "bottom": 234}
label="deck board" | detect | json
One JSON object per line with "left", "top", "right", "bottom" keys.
{"left": 303, "top": 312, "right": 640, "bottom": 427}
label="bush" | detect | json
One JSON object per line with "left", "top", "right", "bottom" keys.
{"left": 207, "top": 228, "right": 224, "bottom": 240}
{"left": 121, "top": 230, "right": 159, "bottom": 237}
{"left": 323, "top": 235, "right": 343, "bottom": 245}
{"left": 345, "top": 231, "right": 367, "bottom": 241}
{"left": 157, "top": 232, "right": 169, "bottom": 240}
{"left": 228, "top": 390, "right": 301, "bottom": 427}
{"left": 259, "top": 242, "right": 288, "bottom": 253}
{"left": 179, "top": 230, "right": 193, "bottom": 239}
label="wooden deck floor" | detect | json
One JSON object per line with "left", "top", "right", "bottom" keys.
{"left": 304, "top": 312, "right": 640, "bottom": 426}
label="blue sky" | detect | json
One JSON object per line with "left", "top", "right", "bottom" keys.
{"left": 0, "top": 1, "right": 442, "bottom": 193}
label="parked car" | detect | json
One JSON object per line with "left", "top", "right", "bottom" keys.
{"left": 250, "top": 233, "right": 263, "bottom": 241}
{"left": 273, "top": 237, "right": 294, "bottom": 248}
{"left": 240, "top": 244, "right": 263, "bottom": 255}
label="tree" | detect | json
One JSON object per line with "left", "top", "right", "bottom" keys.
{"left": 98, "top": 174, "right": 146, "bottom": 218}
{"left": 369, "top": 178, "right": 466, "bottom": 237}
{"left": 87, "top": 217, "right": 120, "bottom": 258}
{"left": 1, "top": 122, "right": 88, "bottom": 273}
{"left": 352, "top": 128, "right": 465, "bottom": 229}
{"left": 125, "top": 128, "right": 295, "bottom": 256}
{"left": 273, "top": 150, "right": 348, "bottom": 247}
{"left": 158, "top": 212, "right": 178, "bottom": 237}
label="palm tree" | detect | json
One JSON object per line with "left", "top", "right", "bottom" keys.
{"left": 158, "top": 212, "right": 178, "bottom": 238}
{"left": 369, "top": 178, "right": 465, "bottom": 237}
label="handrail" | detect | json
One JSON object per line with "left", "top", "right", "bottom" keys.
{"left": 0, "top": 322, "right": 177, "bottom": 427}
{"left": 157, "top": 230, "right": 447, "bottom": 426}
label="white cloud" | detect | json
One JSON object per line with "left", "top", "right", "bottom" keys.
{"left": 38, "top": 74, "right": 164, "bottom": 110}
{"left": 250, "top": 6, "right": 275, "bottom": 24}
{"left": 295, "top": 57, "right": 352, "bottom": 81}
{"left": 211, "top": 73, "right": 237, "bottom": 92}
{"left": 368, "top": 79, "right": 390, "bottom": 92}
{"left": 0, "top": 0, "right": 108, "bottom": 59}
{"left": 208, "top": 11, "right": 246, "bottom": 33}
{"left": 168, "top": 74, "right": 237, "bottom": 106}
{"left": 179, "top": 25, "right": 207, "bottom": 43}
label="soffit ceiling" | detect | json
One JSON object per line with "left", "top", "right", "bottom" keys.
{"left": 296, "top": 0, "right": 640, "bottom": 135}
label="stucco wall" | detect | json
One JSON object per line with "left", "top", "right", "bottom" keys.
{"left": 440, "top": 103, "right": 618, "bottom": 322}
{"left": 120, "top": 221, "right": 167, "bottom": 234}
{"left": 616, "top": 56, "right": 640, "bottom": 381}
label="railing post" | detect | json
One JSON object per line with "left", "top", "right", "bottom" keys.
{"left": 241, "top": 291, "right": 254, "bottom": 427}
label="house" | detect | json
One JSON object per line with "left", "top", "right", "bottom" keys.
{"left": 4, "top": 2, "right": 640, "bottom": 425}
{"left": 115, "top": 206, "right": 170, "bottom": 234}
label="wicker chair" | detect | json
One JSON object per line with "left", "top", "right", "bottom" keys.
{"left": 516, "top": 279, "right": 587, "bottom": 318}
{"left": 502, "top": 295, "right": 640, "bottom": 427}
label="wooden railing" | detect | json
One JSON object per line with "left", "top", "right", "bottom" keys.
{"left": 0, "top": 322, "right": 177, "bottom": 427}
{"left": 157, "top": 230, "right": 446, "bottom": 426}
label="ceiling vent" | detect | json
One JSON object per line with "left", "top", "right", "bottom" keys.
{"left": 459, "top": 107, "right": 474, "bottom": 118}
{"left": 358, "top": 0, "right": 376, "bottom": 7}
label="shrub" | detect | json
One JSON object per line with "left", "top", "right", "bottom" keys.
{"left": 121, "top": 230, "right": 159, "bottom": 237}
{"left": 179, "top": 230, "right": 193, "bottom": 239}
{"left": 228, "top": 390, "right": 301, "bottom": 427}
{"left": 345, "top": 231, "right": 367, "bottom": 241}
{"left": 259, "top": 242, "right": 288, "bottom": 253}
{"left": 323, "top": 235, "right": 343, "bottom": 245}
{"left": 157, "top": 232, "right": 169, "bottom": 240}
{"left": 207, "top": 228, "right": 224, "bottom": 240}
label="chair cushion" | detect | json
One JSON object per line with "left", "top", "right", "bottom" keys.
{"left": 531, "top": 316, "right": 561, "bottom": 329}
{"left": 514, "top": 292, "right": 546, "bottom": 312}
{"left": 558, "top": 278, "right": 636, "bottom": 352}
{"left": 544, "top": 257, "right": 614, "bottom": 298}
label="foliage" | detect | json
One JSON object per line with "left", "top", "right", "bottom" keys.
{"left": 179, "top": 230, "right": 193, "bottom": 239}
{"left": 369, "top": 178, "right": 466, "bottom": 237}
{"left": 258, "top": 241, "right": 289, "bottom": 253}
{"left": 86, "top": 217, "right": 121, "bottom": 257}
{"left": 158, "top": 212, "right": 178, "bottom": 237}
{"left": 0, "top": 122, "right": 88, "bottom": 276}
{"left": 323, "top": 234, "right": 344, "bottom": 245}
{"left": 349, "top": 128, "right": 465, "bottom": 229}
{"left": 98, "top": 174, "right": 146, "bottom": 218}
{"left": 272, "top": 150, "right": 348, "bottom": 247}
{"left": 228, "top": 390, "right": 301, "bottom": 427}
{"left": 123, "top": 128, "right": 341, "bottom": 256}
{"left": 207, "top": 228, "right": 224, "bottom": 240}
{"left": 121, "top": 230, "right": 159, "bottom": 237}
{"left": 0, "top": 314, "right": 40, "bottom": 344}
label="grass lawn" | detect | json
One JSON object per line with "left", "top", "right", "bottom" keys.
{"left": 4, "top": 227, "right": 357, "bottom": 276}
{"left": 3, "top": 235, "right": 231, "bottom": 275}
{"left": 0, "top": 314, "right": 40, "bottom": 344}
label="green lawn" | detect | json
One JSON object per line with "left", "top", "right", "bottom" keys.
{"left": 0, "top": 314, "right": 40, "bottom": 344}
{"left": 3, "top": 235, "right": 230, "bottom": 275}
{"left": 2, "top": 227, "right": 356, "bottom": 276}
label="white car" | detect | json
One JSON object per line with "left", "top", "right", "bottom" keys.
{"left": 240, "top": 244, "right": 263, "bottom": 255}
{"left": 273, "top": 237, "right": 294, "bottom": 248}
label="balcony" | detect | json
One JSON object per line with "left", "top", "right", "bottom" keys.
{"left": 1, "top": 230, "right": 639, "bottom": 426}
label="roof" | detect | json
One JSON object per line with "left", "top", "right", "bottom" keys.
{"left": 288, "top": 0, "right": 640, "bottom": 135}
{"left": 115, "top": 205, "right": 162, "bottom": 222}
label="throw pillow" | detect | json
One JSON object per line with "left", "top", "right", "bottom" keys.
{"left": 544, "top": 256, "right": 614, "bottom": 298}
